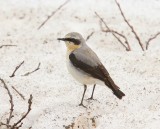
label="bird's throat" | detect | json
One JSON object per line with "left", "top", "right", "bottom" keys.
{"left": 67, "top": 44, "right": 80, "bottom": 53}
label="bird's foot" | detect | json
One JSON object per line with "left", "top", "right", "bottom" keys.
{"left": 79, "top": 103, "right": 87, "bottom": 108}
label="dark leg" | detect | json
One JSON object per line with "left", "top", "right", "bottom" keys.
{"left": 79, "top": 85, "right": 87, "bottom": 108}
{"left": 87, "top": 84, "right": 96, "bottom": 100}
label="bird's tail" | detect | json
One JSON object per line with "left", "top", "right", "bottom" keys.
{"left": 113, "top": 89, "right": 125, "bottom": 99}
{"left": 104, "top": 81, "right": 125, "bottom": 99}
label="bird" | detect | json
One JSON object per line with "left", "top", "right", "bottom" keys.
{"left": 58, "top": 32, "right": 125, "bottom": 107}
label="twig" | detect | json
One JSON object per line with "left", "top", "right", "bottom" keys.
{"left": 0, "top": 79, "right": 33, "bottom": 129}
{"left": 102, "top": 29, "right": 131, "bottom": 51}
{"left": 100, "top": 20, "right": 130, "bottom": 49}
{"left": 12, "top": 94, "right": 33, "bottom": 128}
{"left": 10, "top": 61, "right": 24, "bottom": 78}
{"left": 146, "top": 32, "right": 160, "bottom": 50}
{"left": 0, "top": 45, "right": 17, "bottom": 49}
{"left": 0, "top": 78, "right": 14, "bottom": 127}
{"left": 22, "top": 63, "right": 41, "bottom": 76}
{"left": 95, "top": 12, "right": 131, "bottom": 51}
{"left": 115, "top": 0, "right": 144, "bottom": 51}
{"left": 86, "top": 31, "right": 95, "bottom": 41}
{"left": 12, "top": 86, "right": 25, "bottom": 100}
{"left": 17, "top": 122, "right": 23, "bottom": 128}
{"left": 0, "top": 122, "right": 12, "bottom": 127}
{"left": 38, "top": 0, "right": 70, "bottom": 30}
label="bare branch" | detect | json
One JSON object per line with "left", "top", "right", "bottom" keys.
{"left": 0, "top": 78, "right": 14, "bottom": 127}
{"left": 0, "top": 79, "right": 33, "bottom": 129}
{"left": 103, "top": 29, "right": 131, "bottom": 51}
{"left": 10, "top": 61, "right": 24, "bottom": 78}
{"left": 146, "top": 32, "right": 160, "bottom": 50}
{"left": 22, "top": 63, "right": 41, "bottom": 76}
{"left": 17, "top": 122, "right": 23, "bottom": 128}
{"left": 115, "top": 0, "right": 144, "bottom": 51}
{"left": 0, "top": 45, "right": 17, "bottom": 49}
{"left": 86, "top": 31, "right": 95, "bottom": 41}
{"left": 38, "top": 0, "right": 70, "bottom": 30}
{"left": 95, "top": 12, "right": 131, "bottom": 51}
{"left": 12, "top": 94, "right": 33, "bottom": 128}
{"left": 12, "top": 86, "right": 25, "bottom": 100}
{"left": 94, "top": 12, "right": 110, "bottom": 30}
{"left": 0, "top": 122, "right": 12, "bottom": 127}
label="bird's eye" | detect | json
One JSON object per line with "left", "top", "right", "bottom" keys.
{"left": 67, "top": 38, "right": 80, "bottom": 45}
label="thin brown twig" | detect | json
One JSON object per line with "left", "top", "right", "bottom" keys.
{"left": 17, "top": 122, "right": 23, "bottom": 128}
{"left": 0, "top": 78, "right": 14, "bottom": 127}
{"left": 0, "top": 79, "right": 33, "bottom": 129}
{"left": 12, "top": 86, "right": 25, "bottom": 100}
{"left": 100, "top": 20, "right": 130, "bottom": 48}
{"left": 96, "top": 12, "right": 126, "bottom": 49}
{"left": 0, "top": 45, "right": 17, "bottom": 49}
{"left": 0, "top": 122, "right": 12, "bottom": 127}
{"left": 146, "top": 32, "right": 160, "bottom": 50}
{"left": 86, "top": 31, "right": 95, "bottom": 41}
{"left": 38, "top": 0, "right": 70, "bottom": 30}
{"left": 22, "top": 63, "right": 41, "bottom": 76}
{"left": 12, "top": 94, "right": 33, "bottom": 128}
{"left": 95, "top": 12, "right": 131, "bottom": 51}
{"left": 115, "top": 0, "right": 144, "bottom": 51}
{"left": 10, "top": 61, "right": 24, "bottom": 78}
{"left": 103, "top": 29, "right": 131, "bottom": 51}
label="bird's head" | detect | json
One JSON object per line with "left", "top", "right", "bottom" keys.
{"left": 58, "top": 32, "right": 85, "bottom": 52}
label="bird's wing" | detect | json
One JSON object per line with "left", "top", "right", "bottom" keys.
{"left": 69, "top": 47, "right": 119, "bottom": 90}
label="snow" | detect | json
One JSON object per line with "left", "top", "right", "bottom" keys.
{"left": 0, "top": 0, "right": 160, "bottom": 129}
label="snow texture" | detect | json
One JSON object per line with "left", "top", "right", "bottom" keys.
{"left": 0, "top": 0, "right": 160, "bottom": 129}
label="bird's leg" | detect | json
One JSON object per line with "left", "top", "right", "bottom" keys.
{"left": 87, "top": 84, "right": 96, "bottom": 100}
{"left": 79, "top": 84, "right": 87, "bottom": 108}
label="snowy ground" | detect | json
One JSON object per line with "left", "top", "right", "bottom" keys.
{"left": 0, "top": 0, "right": 160, "bottom": 129}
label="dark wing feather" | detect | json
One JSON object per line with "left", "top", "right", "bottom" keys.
{"left": 69, "top": 52, "right": 106, "bottom": 82}
{"left": 69, "top": 49, "right": 125, "bottom": 99}
{"left": 98, "top": 64, "right": 120, "bottom": 89}
{"left": 69, "top": 51, "right": 119, "bottom": 89}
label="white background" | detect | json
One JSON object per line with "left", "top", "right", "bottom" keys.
{"left": 0, "top": 0, "right": 160, "bottom": 129}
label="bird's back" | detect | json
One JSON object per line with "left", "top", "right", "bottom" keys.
{"left": 70, "top": 44, "right": 109, "bottom": 82}
{"left": 72, "top": 45, "right": 102, "bottom": 67}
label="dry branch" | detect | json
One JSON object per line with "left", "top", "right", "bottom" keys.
{"left": 146, "top": 32, "right": 160, "bottom": 50}
{"left": 86, "top": 31, "right": 95, "bottom": 41}
{"left": 12, "top": 94, "right": 33, "bottom": 128}
{"left": 0, "top": 45, "right": 17, "bottom": 49}
{"left": 100, "top": 22, "right": 131, "bottom": 51}
{"left": 17, "top": 122, "right": 23, "bottom": 128}
{"left": 0, "top": 79, "right": 33, "bottom": 129}
{"left": 0, "top": 78, "right": 14, "bottom": 127}
{"left": 38, "top": 0, "right": 70, "bottom": 30}
{"left": 95, "top": 12, "right": 131, "bottom": 51}
{"left": 115, "top": 0, "right": 144, "bottom": 51}
{"left": 10, "top": 61, "right": 24, "bottom": 78}
{"left": 12, "top": 86, "right": 25, "bottom": 100}
{"left": 0, "top": 122, "right": 12, "bottom": 127}
{"left": 22, "top": 62, "right": 41, "bottom": 76}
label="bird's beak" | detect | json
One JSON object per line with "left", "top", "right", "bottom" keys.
{"left": 57, "top": 38, "right": 66, "bottom": 41}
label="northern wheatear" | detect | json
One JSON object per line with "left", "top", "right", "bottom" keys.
{"left": 58, "top": 32, "right": 125, "bottom": 107}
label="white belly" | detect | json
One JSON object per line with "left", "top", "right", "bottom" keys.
{"left": 66, "top": 55, "right": 104, "bottom": 85}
